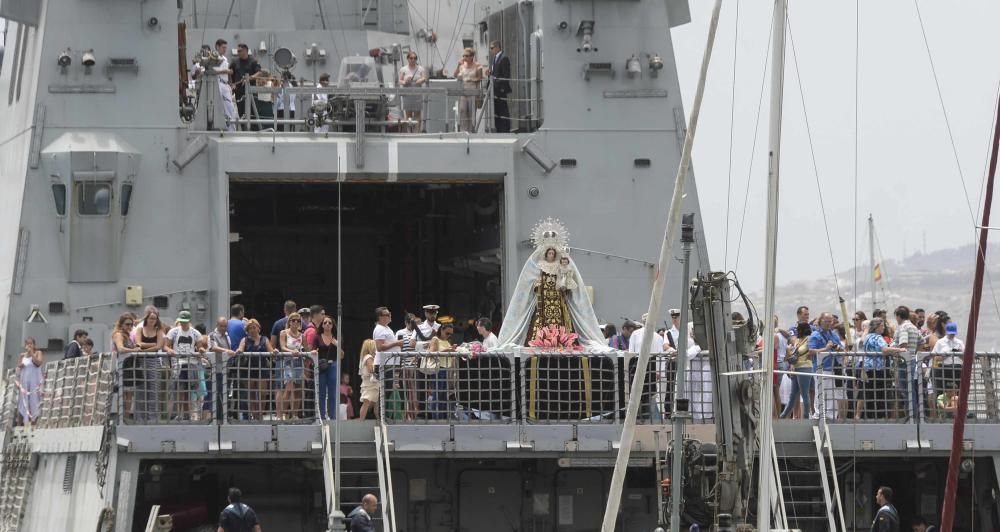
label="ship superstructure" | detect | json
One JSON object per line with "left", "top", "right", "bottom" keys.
{"left": 2, "top": 1, "right": 999, "bottom": 531}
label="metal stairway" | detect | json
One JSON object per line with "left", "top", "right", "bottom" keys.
{"left": 774, "top": 422, "right": 846, "bottom": 532}
{"left": 323, "top": 422, "right": 397, "bottom": 532}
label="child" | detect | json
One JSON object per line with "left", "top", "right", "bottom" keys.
{"left": 340, "top": 373, "right": 355, "bottom": 420}
{"left": 555, "top": 255, "right": 578, "bottom": 292}
{"left": 937, "top": 390, "right": 957, "bottom": 418}
{"left": 358, "top": 339, "right": 379, "bottom": 420}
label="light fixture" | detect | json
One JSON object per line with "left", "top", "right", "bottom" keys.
{"left": 82, "top": 49, "right": 96, "bottom": 69}
{"left": 648, "top": 54, "right": 664, "bottom": 77}
{"left": 57, "top": 48, "right": 72, "bottom": 70}
{"left": 577, "top": 20, "right": 595, "bottom": 53}
{"left": 258, "top": 40, "right": 267, "bottom": 55}
{"left": 626, "top": 55, "right": 641, "bottom": 78}
{"left": 273, "top": 48, "right": 296, "bottom": 71}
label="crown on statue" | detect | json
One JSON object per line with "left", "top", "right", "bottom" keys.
{"left": 531, "top": 217, "right": 570, "bottom": 252}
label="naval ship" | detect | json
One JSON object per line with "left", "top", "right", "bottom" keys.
{"left": 1, "top": 0, "right": 998, "bottom": 531}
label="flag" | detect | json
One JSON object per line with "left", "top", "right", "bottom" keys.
{"left": 873, "top": 263, "right": 882, "bottom": 282}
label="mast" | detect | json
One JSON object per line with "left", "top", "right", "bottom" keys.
{"left": 868, "top": 214, "right": 876, "bottom": 313}
{"left": 939, "top": 77, "right": 1000, "bottom": 532}
{"left": 600, "top": 1, "right": 724, "bottom": 529}
{"left": 757, "top": 0, "right": 787, "bottom": 530}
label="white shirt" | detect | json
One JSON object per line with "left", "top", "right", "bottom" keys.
{"left": 664, "top": 326, "right": 681, "bottom": 351}
{"left": 167, "top": 326, "right": 202, "bottom": 356}
{"left": 628, "top": 327, "right": 663, "bottom": 354}
{"left": 418, "top": 320, "right": 439, "bottom": 340}
{"left": 373, "top": 323, "right": 398, "bottom": 366}
{"left": 214, "top": 55, "right": 232, "bottom": 98}
{"left": 933, "top": 336, "right": 965, "bottom": 365}
{"left": 482, "top": 332, "right": 499, "bottom": 351}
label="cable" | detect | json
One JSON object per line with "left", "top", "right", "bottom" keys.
{"left": 853, "top": 0, "right": 861, "bottom": 313}
{"left": 912, "top": 0, "right": 1000, "bottom": 324}
{"left": 733, "top": 2, "right": 776, "bottom": 272}
{"left": 786, "top": 18, "right": 843, "bottom": 300}
{"left": 723, "top": 1, "right": 740, "bottom": 272}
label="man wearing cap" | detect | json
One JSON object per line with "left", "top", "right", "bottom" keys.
{"left": 932, "top": 321, "right": 964, "bottom": 393}
{"left": 418, "top": 305, "right": 441, "bottom": 340}
{"left": 166, "top": 311, "right": 206, "bottom": 420}
{"left": 664, "top": 309, "right": 682, "bottom": 352}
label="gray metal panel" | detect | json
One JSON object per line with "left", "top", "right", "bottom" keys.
{"left": 457, "top": 469, "right": 522, "bottom": 532}
{"left": 0, "top": 0, "right": 41, "bottom": 26}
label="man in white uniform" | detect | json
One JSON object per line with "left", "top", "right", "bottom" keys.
{"left": 477, "top": 318, "right": 499, "bottom": 350}
{"left": 418, "top": 304, "right": 441, "bottom": 340}
{"left": 628, "top": 313, "right": 664, "bottom": 421}
{"left": 213, "top": 39, "right": 236, "bottom": 131}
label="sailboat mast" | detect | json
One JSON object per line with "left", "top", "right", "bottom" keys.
{"left": 757, "top": 0, "right": 787, "bottom": 530}
{"left": 939, "top": 77, "right": 1000, "bottom": 532}
{"left": 869, "top": 214, "right": 876, "bottom": 312}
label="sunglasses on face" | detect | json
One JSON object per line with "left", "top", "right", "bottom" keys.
{"left": 290, "top": 319, "right": 301, "bottom": 323}
{"left": 124, "top": 322, "right": 133, "bottom": 327}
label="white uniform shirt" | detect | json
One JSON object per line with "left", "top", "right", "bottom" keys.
{"left": 418, "top": 320, "right": 439, "bottom": 340}
{"left": 214, "top": 55, "right": 232, "bottom": 99}
{"left": 628, "top": 327, "right": 664, "bottom": 354}
{"left": 482, "top": 332, "right": 499, "bottom": 351}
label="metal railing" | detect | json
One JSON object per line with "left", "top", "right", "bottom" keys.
{"left": 521, "top": 353, "right": 619, "bottom": 423}
{"left": 119, "top": 352, "right": 214, "bottom": 425}
{"left": 192, "top": 77, "right": 542, "bottom": 135}
{"left": 625, "top": 352, "right": 715, "bottom": 424}
{"left": 378, "top": 353, "right": 516, "bottom": 424}
{"left": 808, "top": 351, "right": 1000, "bottom": 424}
{"left": 0, "top": 355, "right": 116, "bottom": 429}
{"left": 224, "top": 352, "right": 319, "bottom": 424}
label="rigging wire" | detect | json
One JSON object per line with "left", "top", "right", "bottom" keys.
{"left": 912, "top": 0, "right": 1000, "bottom": 323}
{"left": 441, "top": 0, "right": 472, "bottom": 71}
{"left": 853, "top": 0, "right": 861, "bottom": 313}
{"left": 873, "top": 228, "right": 894, "bottom": 310}
{"left": 332, "top": 0, "right": 351, "bottom": 56}
{"left": 318, "top": 1, "right": 343, "bottom": 64}
{"left": 733, "top": 2, "right": 776, "bottom": 272}
{"left": 786, "top": 17, "right": 843, "bottom": 300}
{"left": 723, "top": 1, "right": 740, "bottom": 271}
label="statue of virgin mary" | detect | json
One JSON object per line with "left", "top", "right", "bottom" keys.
{"left": 494, "top": 218, "right": 611, "bottom": 351}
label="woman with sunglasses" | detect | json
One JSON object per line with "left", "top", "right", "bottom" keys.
{"left": 452, "top": 48, "right": 482, "bottom": 132}
{"left": 135, "top": 309, "right": 165, "bottom": 422}
{"left": 314, "top": 316, "right": 342, "bottom": 420}
{"left": 399, "top": 51, "right": 428, "bottom": 132}
{"left": 112, "top": 313, "right": 140, "bottom": 422}
{"left": 279, "top": 312, "right": 317, "bottom": 419}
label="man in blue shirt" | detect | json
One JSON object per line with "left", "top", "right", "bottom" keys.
{"left": 228, "top": 304, "right": 247, "bottom": 352}
{"left": 269, "top": 300, "right": 297, "bottom": 347}
{"left": 808, "top": 312, "right": 843, "bottom": 419}
{"left": 218, "top": 487, "right": 261, "bottom": 532}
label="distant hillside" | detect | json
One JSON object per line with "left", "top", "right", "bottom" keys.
{"left": 752, "top": 243, "right": 1000, "bottom": 350}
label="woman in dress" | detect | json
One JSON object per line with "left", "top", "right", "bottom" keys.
{"left": 453, "top": 48, "right": 482, "bottom": 132}
{"left": 135, "top": 309, "right": 165, "bottom": 423}
{"left": 235, "top": 319, "right": 274, "bottom": 421}
{"left": 112, "top": 313, "right": 140, "bottom": 422}
{"left": 399, "top": 51, "right": 428, "bottom": 132}
{"left": 358, "top": 339, "right": 379, "bottom": 420}
{"left": 15, "top": 337, "right": 44, "bottom": 426}
{"left": 313, "top": 316, "right": 341, "bottom": 420}
{"left": 279, "top": 312, "right": 311, "bottom": 420}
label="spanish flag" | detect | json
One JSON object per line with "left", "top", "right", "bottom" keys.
{"left": 873, "top": 263, "right": 882, "bottom": 282}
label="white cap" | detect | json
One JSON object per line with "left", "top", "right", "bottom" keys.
{"left": 422, "top": 304, "right": 440, "bottom": 311}
{"left": 668, "top": 308, "right": 681, "bottom": 316}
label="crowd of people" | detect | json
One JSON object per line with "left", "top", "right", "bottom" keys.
{"left": 189, "top": 38, "right": 513, "bottom": 134}
{"left": 759, "top": 304, "right": 965, "bottom": 421}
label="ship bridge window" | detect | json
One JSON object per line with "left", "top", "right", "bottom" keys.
{"left": 51, "top": 183, "right": 67, "bottom": 215}
{"left": 120, "top": 183, "right": 134, "bottom": 216}
{"left": 77, "top": 182, "right": 111, "bottom": 216}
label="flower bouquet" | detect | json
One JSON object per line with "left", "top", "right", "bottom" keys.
{"left": 527, "top": 324, "right": 583, "bottom": 352}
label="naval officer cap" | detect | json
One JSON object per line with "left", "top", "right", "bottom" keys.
{"left": 298, "top": 307, "right": 311, "bottom": 315}
{"left": 422, "top": 304, "right": 440, "bottom": 312}
{"left": 669, "top": 308, "right": 681, "bottom": 316}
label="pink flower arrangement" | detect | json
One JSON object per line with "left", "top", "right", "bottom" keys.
{"left": 528, "top": 324, "right": 583, "bottom": 352}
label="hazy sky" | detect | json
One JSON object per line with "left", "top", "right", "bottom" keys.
{"left": 671, "top": 2, "right": 1000, "bottom": 294}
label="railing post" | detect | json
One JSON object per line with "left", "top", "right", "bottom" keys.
{"left": 981, "top": 354, "right": 998, "bottom": 420}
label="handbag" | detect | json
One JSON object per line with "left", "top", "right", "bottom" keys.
{"left": 785, "top": 340, "right": 807, "bottom": 365}
{"left": 318, "top": 358, "right": 331, "bottom": 373}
